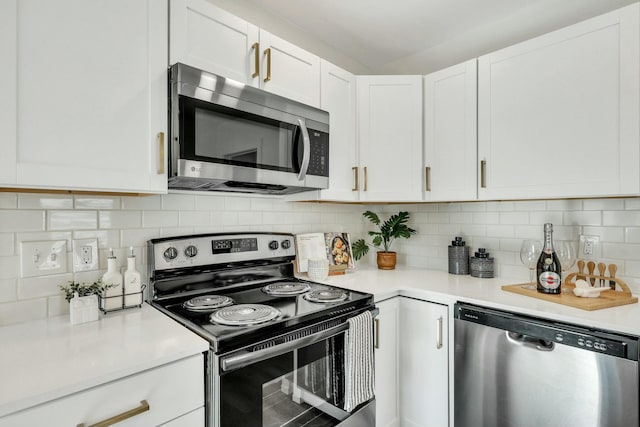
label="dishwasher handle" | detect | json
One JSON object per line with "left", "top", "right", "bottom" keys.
{"left": 506, "top": 331, "right": 555, "bottom": 352}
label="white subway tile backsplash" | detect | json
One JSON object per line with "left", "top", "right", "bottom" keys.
{"left": 472, "top": 212, "right": 499, "bottom": 225}
{"left": 195, "top": 195, "right": 225, "bottom": 211}
{"left": 0, "top": 234, "right": 14, "bottom": 256}
{"left": 99, "top": 211, "right": 142, "bottom": 229}
{"left": 583, "top": 199, "right": 624, "bottom": 211}
{"left": 73, "top": 230, "right": 120, "bottom": 249}
{"left": 460, "top": 202, "right": 486, "bottom": 212}
{"left": 225, "top": 196, "right": 252, "bottom": 211}
{"left": 143, "top": 211, "right": 179, "bottom": 228}
{"left": 547, "top": 199, "right": 583, "bottom": 211}
{"left": 120, "top": 228, "right": 161, "bottom": 249}
{"left": 513, "top": 200, "right": 546, "bottom": 211}
{"left": 48, "top": 210, "right": 97, "bottom": 230}
{"left": 238, "top": 212, "right": 263, "bottom": 225}
{"left": 499, "top": 212, "right": 529, "bottom": 225}
{"left": 0, "top": 193, "right": 17, "bottom": 209}
{"left": 74, "top": 196, "right": 121, "bottom": 210}
{"left": 449, "top": 212, "right": 473, "bottom": 224}
{"left": 0, "top": 256, "right": 19, "bottom": 279}
{"left": 0, "top": 210, "right": 45, "bottom": 232}
{"left": 604, "top": 211, "right": 640, "bottom": 227}
{"left": 121, "top": 196, "right": 161, "bottom": 210}
{"left": 563, "top": 211, "right": 601, "bottom": 226}
{"left": 0, "top": 279, "right": 17, "bottom": 302}
{"left": 211, "top": 211, "right": 239, "bottom": 226}
{"left": 485, "top": 225, "right": 515, "bottom": 238}
{"left": 486, "top": 201, "right": 515, "bottom": 211}
{"left": 529, "top": 211, "right": 563, "bottom": 225}
{"left": 602, "top": 242, "right": 640, "bottom": 260}
{"left": 18, "top": 194, "right": 74, "bottom": 210}
{"left": 625, "top": 198, "right": 640, "bottom": 210}
{"left": 625, "top": 228, "right": 640, "bottom": 243}
{"left": 162, "top": 194, "right": 196, "bottom": 211}
{"left": 179, "top": 211, "right": 211, "bottom": 227}
{"left": 582, "top": 226, "right": 624, "bottom": 243}
{"left": 0, "top": 298, "right": 47, "bottom": 326}
{"left": 18, "top": 273, "right": 73, "bottom": 299}
{"left": 428, "top": 212, "right": 450, "bottom": 224}
{"left": 437, "top": 203, "right": 461, "bottom": 212}
{"left": 48, "top": 295, "right": 69, "bottom": 317}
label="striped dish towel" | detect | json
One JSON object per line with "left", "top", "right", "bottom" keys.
{"left": 344, "top": 310, "right": 375, "bottom": 412}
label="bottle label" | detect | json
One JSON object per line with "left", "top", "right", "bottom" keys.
{"left": 539, "top": 271, "right": 561, "bottom": 290}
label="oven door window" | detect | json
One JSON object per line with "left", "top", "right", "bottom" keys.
{"left": 220, "top": 334, "right": 348, "bottom": 427}
{"left": 179, "top": 96, "right": 304, "bottom": 173}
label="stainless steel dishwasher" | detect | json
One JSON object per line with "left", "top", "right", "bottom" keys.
{"left": 454, "top": 303, "right": 639, "bottom": 427}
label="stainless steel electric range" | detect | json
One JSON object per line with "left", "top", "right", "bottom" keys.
{"left": 147, "top": 232, "right": 376, "bottom": 427}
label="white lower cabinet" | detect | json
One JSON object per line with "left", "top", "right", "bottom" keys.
{"left": 375, "top": 297, "right": 449, "bottom": 427}
{"left": 375, "top": 298, "right": 400, "bottom": 427}
{"left": 0, "top": 354, "right": 205, "bottom": 427}
{"left": 399, "top": 297, "right": 449, "bottom": 427}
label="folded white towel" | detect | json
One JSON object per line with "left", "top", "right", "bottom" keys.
{"left": 344, "top": 310, "right": 375, "bottom": 412}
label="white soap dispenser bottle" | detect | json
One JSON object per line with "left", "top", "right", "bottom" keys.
{"left": 101, "top": 248, "right": 123, "bottom": 311}
{"left": 124, "top": 246, "right": 142, "bottom": 307}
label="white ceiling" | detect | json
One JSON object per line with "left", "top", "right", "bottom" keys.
{"left": 244, "top": 0, "right": 639, "bottom": 73}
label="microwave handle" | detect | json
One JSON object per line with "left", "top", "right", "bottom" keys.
{"left": 296, "top": 118, "right": 311, "bottom": 181}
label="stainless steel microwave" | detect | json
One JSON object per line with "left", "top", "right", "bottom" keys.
{"left": 168, "top": 63, "right": 330, "bottom": 194}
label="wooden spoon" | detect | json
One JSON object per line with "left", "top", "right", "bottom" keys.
{"left": 608, "top": 264, "right": 618, "bottom": 291}
{"left": 597, "top": 262, "right": 606, "bottom": 287}
{"left": 587, "top": 261, "right": 596, "bottom": 286}
{"left": 577, "top": 260, "right": 585, "bottom": 281}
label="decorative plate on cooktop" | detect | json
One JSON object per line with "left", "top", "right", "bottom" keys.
{"left": 210, "top": 304, "right": 281, "bottom": 326}
{"left": 262, "top": 282, "right": 311, "bottom": 296}
{"left": 183, "top": 295, "right": 234, "bottom": 312}
{"left": 303, "top": 288, "right": 348, "bottom": 303}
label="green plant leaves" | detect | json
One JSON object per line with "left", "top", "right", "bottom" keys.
{"left": 354, "top": 210, "right": 417, "bottom": 257}
{"left": 351, "top": 239, "right": 370, "bottom": 261}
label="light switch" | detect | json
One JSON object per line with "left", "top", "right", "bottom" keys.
{"left": 20, "top": 240, "right": 68, "bottom": 278}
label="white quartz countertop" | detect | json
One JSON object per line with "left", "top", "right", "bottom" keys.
{"left": 0, "top": 303, "right": 208, "bottom": 418}
{"left": 313, "top": 266, "right": 640, "bottom": 337}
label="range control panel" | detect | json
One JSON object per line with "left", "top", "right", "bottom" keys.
{"left": 150, "top": 233, "right": 296, "bottom": 271}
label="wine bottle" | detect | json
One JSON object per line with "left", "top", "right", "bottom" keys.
{"left": 536, "top": 223, "right": 562, "bottom": 294}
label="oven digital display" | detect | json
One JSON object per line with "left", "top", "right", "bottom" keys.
{"left": 212, "top": 238, "right": 258, "bottom": 254}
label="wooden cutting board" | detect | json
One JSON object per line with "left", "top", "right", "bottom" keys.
{"left": 502, "top": 274, "right": 638, "bottom": 311}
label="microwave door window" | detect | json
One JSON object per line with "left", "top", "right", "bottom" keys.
{"left": 192, "top": 106, "right": 296, "bottom": 172}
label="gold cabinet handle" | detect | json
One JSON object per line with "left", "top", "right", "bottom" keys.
{"left": 480, "top": 160, "right": 486, "bottom": 188}
{"left": 77, "top": 400, "right": 150, "bottom": 427}
{"left": 374, "top": 318, "right": 380, "bottom": 349}
{"left": 436, "top": 316, "right": 443, "bottom": 350}
{"left": 157, "top": 132, "right": 165, "bottom": 174}
{"left": 363, "top": 166, "right": 368, "bottom": 191}
{"left": 425, "top": 166, "right": 431, "bottom": 192}
{"left": 352, "top": 166, "right": 359, "bottom": 191}
{"left": 264, "top": 48, "right": 271, "bottom": 82}
{"left": 251, "top": 42, "right": 260, "bottom": 78}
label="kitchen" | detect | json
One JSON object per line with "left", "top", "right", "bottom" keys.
{"left": 1, "top": 0, "right": 640, "bottom": 426}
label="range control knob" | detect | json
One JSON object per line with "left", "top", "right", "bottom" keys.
{"left": 184, "top": 245, "right": 198, "bottom": 258}
{"left": 163, "top": 247, "right": 178, "bottom": 261}
{"left": 281, "top": 239, "right": 291, "bottom": 250}
{"left": 269, "top": 240, "right": 279, "bottom": 250}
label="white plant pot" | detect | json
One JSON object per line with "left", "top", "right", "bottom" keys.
{"left": 69, "top": 294, "right": 99, "bottom": 325}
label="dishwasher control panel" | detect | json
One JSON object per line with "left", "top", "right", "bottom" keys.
{"left": 455, "top": 302, "right": 639, "bottom": 360}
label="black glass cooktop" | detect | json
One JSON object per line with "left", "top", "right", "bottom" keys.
{"left": 154, "top": 278, "right": 373, "bottom": 353}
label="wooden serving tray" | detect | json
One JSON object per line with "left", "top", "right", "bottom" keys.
{"left": 502, "top": 272, "right": 637, "bottom": 311}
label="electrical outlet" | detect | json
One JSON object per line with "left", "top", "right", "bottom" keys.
{"left": 20, "top": 240, "right": 67, "bottom": 278}
{"left": 72, "top": 238, "right": 99, "bottom": 272}
{"left": 579, "top": 235, "right": 600, "bottom": 258}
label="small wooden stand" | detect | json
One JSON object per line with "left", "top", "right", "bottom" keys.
{"left": 502, "top": 273, "right": 637, "bottom": 311}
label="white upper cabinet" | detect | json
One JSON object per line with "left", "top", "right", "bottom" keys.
{"left": 170, "top": 0, "right": 259, "bottom": 86}
{"left": 8, "top": 0, "right": 168, "bottom": 194}
{"left": 170, "top": 0, "right": 321, "bottom": 107}
{"left": 478, "top": 3, "right": 640, "bottom": 200}
{"left": 0, "top": 1, "right": 17, "bottom": 185}
{"left": 424, "top": 59, "right": 477, "bottom": 201}
{"left": 357, "top": 75, "right": 423, "bottom": 202}
{"left": 317, "top": 60, "right": 358, "bottom": 201}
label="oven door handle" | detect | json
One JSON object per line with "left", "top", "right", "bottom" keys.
{"left": 296, "top": 118, "right": 311, "bottom": 182}
{"left": 221, "top": 322, "right": 349, "bottom": 373}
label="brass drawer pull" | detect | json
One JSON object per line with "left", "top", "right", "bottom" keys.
{"left": 352, "top": 166, "right": 359, "bottom": 191}
{"left": 157, "top": 132, "right": 165, "bottom": 174}
{"left": 436, "top": 316, "right": 443, "bottom": 349}
{"left": 374, "top": 318, "right": 380, "bottom": 349}
{"left": 264, "top": 48, "right": 272, "bottom": 82}
{"left": 480, "top": 160, "right": 486, "bottom": 188}
{"left": 251, "top": 42, "right": 260, "bottom": 78}
{"left": 425, "top": 166, "right": 431, "bottom": 192}
{"left": 363, "top": 166, "right": 368, "bottom": 191}
{"left": 77, "top": 400, "right": 150, "bottom": 427}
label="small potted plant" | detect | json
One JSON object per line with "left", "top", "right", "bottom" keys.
{"left": 59, "top": 280, "right": 113, "bottom": 325}
{"left": 352, "top": 211, "right": 416, "bottom": 270}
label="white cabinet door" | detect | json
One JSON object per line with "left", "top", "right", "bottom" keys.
{"left": 357, "top": 76, "right": 423, "bottom": 202}
{"left": 0, "top": 0, "right": 16, "bottom": 186}
{"left": 169, "top": 0, "right": 259, "bottom": 86}
{"left": 15, "top": 0, "right": 168, "bottom": 194}
{"left": 424, "top": 59, "right": 477, "bottom": 201}
{"left": 478, "top": 3, "right": 640, "bottom": 200}
{"left": 259, "top": 30, "right": 321, "bottom": 107}
{"left": 375, "top": 298, "right": 400, "bottom": 427}
{"left": 399, "top": 297, "right": 448, "bottom": 427}
{"left": 318, "top": 60, "right": 358, "bottom": 201}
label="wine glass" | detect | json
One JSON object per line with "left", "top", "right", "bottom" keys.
{"left": 557, "top": 240, "right": 577, "bottom": 288}
{"left": 520, "top": 239, "right": 542, "bottom": 290}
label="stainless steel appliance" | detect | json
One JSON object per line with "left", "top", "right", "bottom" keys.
{"left": 454, "top": 303, "right": 639, "bottom": 427}
{"left": 169, "top": 63, "right": 330, "bottom": 194}
{"left": 148, "top": 232, "right": 376, "bottom": 427}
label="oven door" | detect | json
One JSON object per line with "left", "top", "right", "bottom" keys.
{"left": 213, "top": 321, "right": 375, "bottom": 427}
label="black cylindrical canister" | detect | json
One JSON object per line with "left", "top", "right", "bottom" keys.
{"left": 448, "top": 237, "right": 469, "bottom": 275}
{"left": 470, "top": 248, "right": 494, "bottom": 278}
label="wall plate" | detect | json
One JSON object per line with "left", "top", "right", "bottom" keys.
{"left": 72, "top": 238, "right": 99, "bottom": 272}
{"left": 578, "top": 235, "right": 600, "bottom": 259}
{"left": 20, "top": 240, "right": 68, "bottom": 278}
